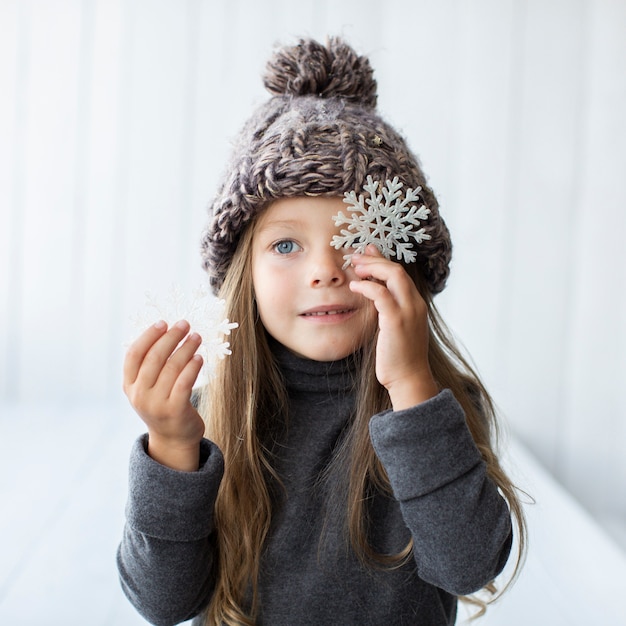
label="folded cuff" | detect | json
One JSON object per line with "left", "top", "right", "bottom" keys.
{"left": 125, "top": 435, "right": 224, "bottom": 541}
{"left": 369, "top": 389, "right": 483, "bottom": 501}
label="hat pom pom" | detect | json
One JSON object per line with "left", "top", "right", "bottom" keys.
{"left": 263, "top": 37, "right": 378, "bottom": 109}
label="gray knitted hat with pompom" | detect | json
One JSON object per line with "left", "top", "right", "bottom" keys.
{"left": 200, "top": 37, "right": 452, "bottom": 295}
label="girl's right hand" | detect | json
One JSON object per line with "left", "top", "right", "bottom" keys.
{"left": 123, "top": 320, "right": 206, "bottom": 471}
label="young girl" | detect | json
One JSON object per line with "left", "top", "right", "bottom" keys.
{"left": 119, "top": 37, "right": 525, "bottom": 626}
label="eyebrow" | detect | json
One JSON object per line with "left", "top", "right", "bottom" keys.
{"left": 255, "top": 218, "right": 306, "bottom": 233}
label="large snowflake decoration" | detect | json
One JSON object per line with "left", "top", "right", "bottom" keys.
{"left": 331, "top": 176, "right": 431, "bottom": 267}
{"left": 129, "top": 284, "right": 238, "bottom": 386}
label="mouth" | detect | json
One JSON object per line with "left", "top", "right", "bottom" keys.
{"left": 300, "top": 304, "right": 357, "bottom": 320}
{"left": 302, "top": 309, "right": 353, "bottom": 317}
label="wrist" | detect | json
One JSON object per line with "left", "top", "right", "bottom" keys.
{"left": 147, "top": 432, "right": 201, "bottom": 472}
{"left": 386, "top": 373, "right": 439, "bottom": 411}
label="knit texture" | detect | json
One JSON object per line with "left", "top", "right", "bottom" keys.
{"left": 200, "top": 37, "right": 452, "bottom": 295}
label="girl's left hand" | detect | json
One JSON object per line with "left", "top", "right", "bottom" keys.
{"left": 349, "top": 245, "right": 439, "bottom": 410}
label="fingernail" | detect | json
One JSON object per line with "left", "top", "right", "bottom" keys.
{"left": 154, "top": 320, "right": 167, "bottom": 330}
{"left": 175, "top": 320, "right": 189, "bottom": 330}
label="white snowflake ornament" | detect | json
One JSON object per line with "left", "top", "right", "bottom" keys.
{"left": 331, "top": 176, "right": 431, "bottom": 267}
{"left": 129, "top": 284, "right": 238, "bottom": 387}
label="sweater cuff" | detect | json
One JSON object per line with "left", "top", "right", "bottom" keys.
{"left": 125, "top": 434, "right": 224, "bottom": 542}
{"left": 369, "top": 389, "right": 483, "bottom": 501}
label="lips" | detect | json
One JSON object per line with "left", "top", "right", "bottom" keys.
{"left": 300, "top": 306, "right": 355, "bottom": 317}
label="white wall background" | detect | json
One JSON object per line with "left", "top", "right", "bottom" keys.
{"left": 1, "top": 0, "right": 625, "bottom": 544}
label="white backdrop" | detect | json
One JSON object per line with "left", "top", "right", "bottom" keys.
{"left": 1, "top": 0, "right": 625, "bottom": 544}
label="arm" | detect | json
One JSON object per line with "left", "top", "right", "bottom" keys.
{"left": 119, "top": 321, "right": 222, "bottom": 623}
{"left": 350, "top": 247, "right": 512, "bottom": 593}
{"left": 117, "top": 435, "right": 224, "bottom": 626}
{"left": 369, "top": 390, "right": 512, "bottom": 595}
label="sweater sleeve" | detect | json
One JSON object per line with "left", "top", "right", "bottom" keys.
{"left": 117, "top": 434, "right": 224, "bottom": 626}
{"left": 369, "top": 389, "right": 513, "bottom": 596}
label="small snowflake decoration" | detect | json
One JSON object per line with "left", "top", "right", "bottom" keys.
{"left": 331, "top": 176, "right": 431, "bottom": 267}
{"left": 129, "top": 284, "right": 238, "bottom": 386}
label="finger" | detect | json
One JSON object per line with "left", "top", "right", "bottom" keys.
{"left": 132, "top": 320, "right": 193, "bottom": 390}
{"left": 350, "top": 256, "right": 416, "bottom": 306}
{"left": 349, "top": 278, "right": 399, "bottom": 318}
{"left": 348, "top": 244, "right": 384, "bottom": 272}
{"left": 363, "top": 243, "right": 383, "bottom": 258}
{"left": 170, "top": 354, "right": 204, "bottom": 401}
{"left": 350, "top": 244, "right": 394, "bottom": 274}
{"left": 346, "top": 243, "right": 383, "bottom": 259}
{"left": 123, "top": 320, "right": 168, "bottom": 387}
{"left": 155, "top": 332, "right": 203, "bottom": 394}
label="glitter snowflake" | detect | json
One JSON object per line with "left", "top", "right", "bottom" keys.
{"left": 331, "top": 176, "right": 431, "bottom": 266}
{"left": 129, "top": 284, "right": 238, "bottom": 386}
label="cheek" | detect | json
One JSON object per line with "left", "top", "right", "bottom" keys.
{"left": 253, "top": 279, "right": 273, "bottom": 321}
{"left": 251, "top": 265, "right": 268, "bottom": 318}
{"left": 252, "top": 266, "right": 292, "bottom": 325}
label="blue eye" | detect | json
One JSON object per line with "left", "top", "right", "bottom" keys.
{"left": 274, "top": 240, "right": 300, "bottom": 254}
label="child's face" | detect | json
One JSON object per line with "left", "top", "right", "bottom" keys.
{"left": 251, "top": 197, "right": 377, "bottom": 362}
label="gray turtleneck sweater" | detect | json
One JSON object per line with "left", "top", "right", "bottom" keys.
{"left": 117, "top": 347, "right": 512, "bottom": 625}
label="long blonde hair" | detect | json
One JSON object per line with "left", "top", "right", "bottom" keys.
{"left": 199, "top": 218, "right": 527, "bottom": 625}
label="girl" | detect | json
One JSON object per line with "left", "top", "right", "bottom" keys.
{"left": 119, "top": 38, "right": 526, "bottom": 626}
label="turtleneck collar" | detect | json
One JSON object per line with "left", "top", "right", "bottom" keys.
{"left": 269, "top": 338, "right": 359, "bottom": 395}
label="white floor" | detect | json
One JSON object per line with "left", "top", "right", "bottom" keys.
{"left": 1, "top": 403, "right": 626, "bottom": 626}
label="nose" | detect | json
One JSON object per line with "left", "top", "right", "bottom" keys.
{"left": 309, "top": 246, "right": 347, "bottom": 287}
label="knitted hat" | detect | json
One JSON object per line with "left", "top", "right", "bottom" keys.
{"left": 200, "top": 37, "right": 452, "bottom": 295}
